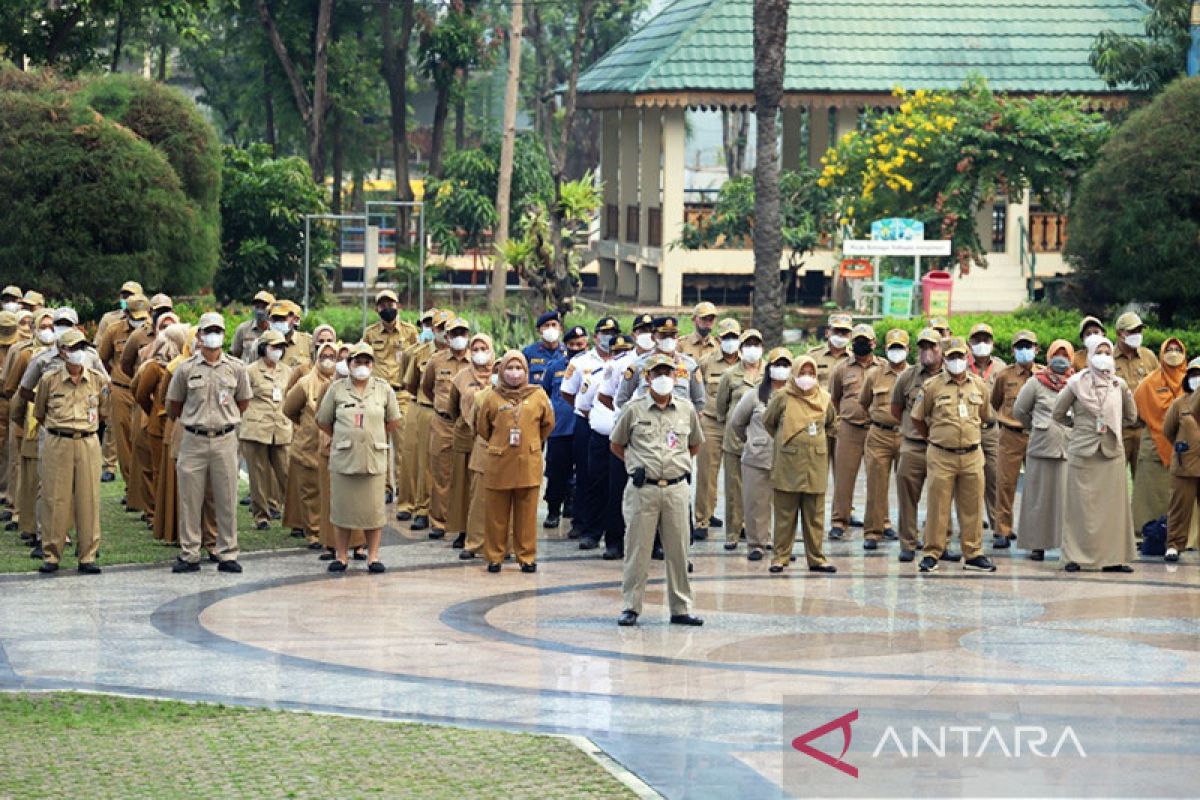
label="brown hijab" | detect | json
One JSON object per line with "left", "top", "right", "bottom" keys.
{"left": 497, "top": 350, "right": 538, "bottom": 402}
{"left": 777, "top": 354, "right": 830, "bottom": 443}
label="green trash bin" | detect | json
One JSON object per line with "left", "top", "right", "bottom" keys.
{"left": 882, "top": 277, "right": 915, "bottom": 319}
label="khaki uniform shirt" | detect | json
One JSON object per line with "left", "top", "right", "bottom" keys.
{"left": 119, "top": 323, "right": 155, "bottom": 379}
{"left": 830, "top": 356, "right": 884, "bottom": 426}
{"left": 610, "top": 394, "right": 703, "bottom": 481}
{"left": 698, "top": 353, "right": 740, "bottom": 420}
{"left": 1115, "top": 346, "right": 1159, "bottom": 428}
{"left": 448, "top": 367, "right": 491, "bottom": 454}
{"left": 859, "top": 362, "right": 905, "bottom": 427}
{"left": 807, "top": 343, "right": 849, "bottom": 390}
{"left": 280, "top": 330, "right": 313, "bottom": 370}
{"left": 892, "top": 364, "right": 942, "bottom": 442}
{"left": 133, "top": 360, "right": 169, "bottom": 438}
{"left": 716, "top": 361, "right": 763, "bottom": 454}
{"left": 282, "top": 369, "right": 331, "bottom": 471}
{"left": 362, "top": 320, "right": 419, "bottom": 389}
{"left": 239, "top": 360, "right": 294, "bottom": 445}
{"left": 1163, "top": 393, "right": 1200, "bottom": 478}
{"left": 95, "top": 309, "right": 124, "bottom": 345}
{"left": 422, "top": 349, "right": 471, "bottom": 417}
{"left": 476, "top": 387, "right": 555, "bottom": 490}
{"left": 316, "top": 376, "right": 400, "bottom": 475}
{"left": 97, "top": 317, "right": 138, "bottom": 386}
{"left": 679, "top": 332, "right": 718, "bottom": 364}
{"left": 404, "top": 342, "right": 438, "bottom": 404}
{"left": 990, "top": 363, "right": 1038, "bottom": 429}
{"left": 166, "top": 353, "right": 252, "bottom": 430}
{"left": 968, "top": 355, "right": 1006, "bottom": 428}
{"left": 912, "top": 371, "right": 994, "bottom": 450}
{"left": 231, "top": 319, "right": 269, "bottom": 363}
{"left": 761, "top": 391, "right": 837, "bottom": 493}
{"left": 33, "top": 367, "right": 108, "bottom": 433}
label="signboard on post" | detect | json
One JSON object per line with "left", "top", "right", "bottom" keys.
{"left": 842, "top": 239, "right": 952, "bottom": 257}
{"left": 842, "top": 217, "right": 953, "bottom": 319}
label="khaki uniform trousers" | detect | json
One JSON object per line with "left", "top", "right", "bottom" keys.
{"left": 863, "top": 426, "right": 900, "bottom": 541}
{"left": 0, "top": 396, "right": 8, "bottom": 501}
{"left": 110, "top": 384, "right": 137, "bottom": 486}
{"left": 17, "top": 437, "right": 38, "bottom": 536}
{"left": 484, "top": 486, "right": 538, "bottom": 566}
{"left": 134, "top": 420, "right": 157, "bottom": 521}
{"left": 100, "top": 390, "right": 117, "bottom": 472}
{"left": 980, "top": 424, "right": 999, "bottom": 529}
{"left": 243, "top": 440, "right": 288, "bottom": 525}
{"left": 621, "top": 481, "right": 692, "bottom": 616}
{"left": 995, "top": 427, "right": 1028, "bottom": 538}
{"left": 832, "top": 420, "right": 869, "bottom": 527}
{"left": 447, "top": 449, "right": 471, "bottom": 535}
{"left": 283, "top": 461, "right": 320, "bottom": 543}
{"left": 922, "top": 445, "right": 985, "bottom": 561}
{"left": 740, "top": 462, "right": 773, "bottom": 550}
{"left": 693, "top": 416, "right": 725, "bottom": 528}
{"left": 428, "top": 416, "right": 455, "bottom": 529}
{"left": 125, "top": 407, "right": 148, "bottom": 513}
{"left": 1167, "top": 476, "right": 1200, "bottom": 552}
{"left": 1123, "top": 427, "right": 1142, "bottom": 480}
{"left": 404, "top": 404, "right": 434, "bottom": 516}
{"left": 392, "top": 392, "right": 411, "bottom": 511}
{"left": 722, "top": 451, "right": 745, "bottom": 543}
{"left": 41, "top": 434, "right": 101, "bottom": 565}
{"left": 773, "top": 490, "right": 827, "bottom": 568}
{"left": 895, "top": 441, "right": 928, "bottom": 551}
{"left": 318, "top": 457, "right": 364, "bottom": 550}
{"left": 176, "top": 431, "right": 240, "bottom": 564}
{"left": 6, "top": 420, "right": 19, "bottom": 510}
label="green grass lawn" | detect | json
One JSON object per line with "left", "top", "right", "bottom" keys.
{"left": 0, "top": 475, "right": 308, "bottom": 574}
{"left": 0, "top": 692, "right": 635, "bottom": 799}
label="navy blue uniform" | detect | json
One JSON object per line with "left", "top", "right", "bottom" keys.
{"left": 540, "top": 351, "right": 577, "bottom": 517}
{"left": 523, "top": 341, "right": 566, "bottom": 389}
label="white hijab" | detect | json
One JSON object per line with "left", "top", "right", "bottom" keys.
{"left": 1067, "top": 337, "right": 1123, "bottom": 436}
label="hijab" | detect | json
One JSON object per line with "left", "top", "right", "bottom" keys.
{"left": 777, "top": 355, "right": 830, "bottom": 443}
{"left": 468, "top": 332, "right": 495, "bottom": 377}
{"left": 1067, "top": 336, "right": 1123, "bottom": 437}
{"left": 1134, "top": 337, "right": 1186, "bottom": 466}
{"left": 150, "top": 323, "right": 189, "bottom": 365}
{"left": 311, "top": 324, "right": 336, "bottom": 358}
{"left": 497, "top": 350, "right": 537, "bottom": 402}
{"left": 1036, "top": 339, "right": 1075, "bottom": 392}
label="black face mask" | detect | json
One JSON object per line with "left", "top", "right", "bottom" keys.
{"left": 379, "top": 307, "right": 398, "bottom": 323}
{"left": 151, "top": 309, "right": 168, "bottom": 326}
{"left": 568, "top": 348, "right": 586, "bottom": 359}
{"left": 852, "top": 339, "right": 873, "bottom": 357}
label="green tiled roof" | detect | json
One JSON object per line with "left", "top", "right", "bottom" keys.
{"left": 576, "top": 0, "right": 1149, "bottom": 96}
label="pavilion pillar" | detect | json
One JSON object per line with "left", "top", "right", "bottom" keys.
{"left": 781, "top": 106, "right": 802, "bottom": 171}
{"left": 658, "top": 106, "right": 686, "bottom": 307}
{"left": 639, "top": 108, "right": 662, "bottom": 250}
{"left": 807, "top": 104, "right": 831, "bottom": 168}
{"left": 833, "top": 105, "right": 859, "bottom": 142}
{"left": 618, "top": 107, "right": 641, "bottom": 298}
{"left": 599, "top": 109, "right": 620, "bottom": 293}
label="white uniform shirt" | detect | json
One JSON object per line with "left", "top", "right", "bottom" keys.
{"left": 561, "top": 348, "right": 603, "bottom": 419}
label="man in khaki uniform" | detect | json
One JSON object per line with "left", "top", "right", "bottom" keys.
{"left": 859, "top": 328, "right": 908, "bottom": 549}
{"left": 94, "top": 280, "right": 142, "bottom": 481}
{"left": 678, "top": 301, "right": 719, "bottom": 364}
{"left": 808, "top": 312, "right": 852, "bottom": 494}
{"left": 166, "top": 312, "right": 252, "bottom": 573}
{"left": 989, "top": 329, "right": 1040, "bottom": 548}
{"left": 361, "top": 289, "right": 418, "bottom": 505}
{"left": 966, "top": 322, "right": 1005, "bottom": 533}
{"left": 693, "top": 317, "right": 742, "bottom": 538}
{"left": 0, "top": 312, "right": 19, "bottom": 508}
{"left": 828, "top": 323, "right": 882, "bottom": 538}
{"left": 402, "top": 308, "right": 448, "bottom": 529}
{"left": 394, "top": 307, "right": 437, "bottom": 520}
{"left": 1113, "top": 311, "right": 1158, "bottom": 477}
{"left": 714, "top": 328, "right": 764, "bottom": 551}
{"left": 119, "top": 294, "right": 173, "bottom": 379}
{"left": 889, "top": 328, "right": 945, "bottom": 561}
{"left": 97, "top": 294, "right": 151, "bottom": 495}
{"left": 0, "top": 286, "right": 20, "bottom": 315}
{"left": 610, "top": 354, "right": 704, "bottom": 628}
{"left": 33, "top": 328, "right": 108, "bottom": 574}
{"left": 18, "top": 290, "right": 44, "bottom": 315}
{"left": 911, "top": 336, "right": 997, "bottom": 574}
{"left": 268, "top": 301, "right": 313, "bottom": 370}
{"left": 1073, "top": 315, "right": 1105, "bottom": 372}
{"left": 2, "top": 309, "right": 52, "bottom": 535}
{"left": 928, "top": 317, "right": 952, "bottom": 341}
{"left": 230, "top": 290, "right": 276, "bottom": 363}
{"left": 421, "top": 316, "right": 471, "bottom": 538}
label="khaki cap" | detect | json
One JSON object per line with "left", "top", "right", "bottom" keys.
{"left": 828, "top": 312, "right": 853, "bottom": 330}
{"left": 885, "top": 328, "right": 910, "bottom": 348}
{"left": 420, "top": 308, "right": 439, "bottom": 323}
{"left": 197, "top": 312, "right": 225, "bottom": 330}
{"left": 54, "top": 307, "right": 79, "bottom": 325}
{"left": 126, "top": 294, "right": 151, "bottom": 320}
{"left": 268, "top": 301, "right": 290, "bottom": 318}
{"left": 1188, "top": 356, "right": 1200, "bottom": 372}
{"left": 58, "top": 328, "right": 86, "bottom": 348}
{"left": 1078, "top": 315, "right": 1104, "bottom": 336}
{"left": 21, "top": 290, "right": 44, "bottom": 308}
{"left": 968, "top": 323, "right": 993, "bottom": 339}
{"left": 0, "top": 312, "right": 18, "bottom": 345}
{"left": 149, "top": 293, "right": 173, "bottom": 311}
{"left": 119, "top": 281, "right": 143, "bottom": 295}
{"left": 1115, "top": 311, "right": 1144, "bottom": 332}
{"left": 446, "top": 317, "right": 470, "bottom": 333}
{"left": 259, "top": 329, "right": 286, "bottom": 347}
{"left": 347, "top": 342, "right": 375, "bottom": 361}
{"left": 766, "top": 346, "right": 794, "bottom": 365}
{"left": 928, "top": 316, "right": 950, "bottom": 331}
{"left": 851, "top": 323, "right": 876, "bottom": 341}
{"left": 693, "top": 302, "right": 718, "bottom": 318}
{"left": 375, "top": 288, "right": 399, "bottom": 304}
{"left": 1, "top": 285, "right": 21, "bottom": 299}
{"left": 943, "top": 336, "right": 968, "bottom": 356}
{"left": 716, "top": 318, "right": 742, "bottom": 338}
{"left": 1012, "top": 329, "right": 1038, "bottom": 346}
{"left": 431, "top": 309, "right": 453, "bottom": 328}
{"left": 740, "top": 328, "right": 763, "bottom": 344}
{"left": 283, "top": 300, "right": 302, "bottom": 317}
{"left": 917, "top": 327, "right": 941, "bottom": 345}
{"left": 253, "top": 290, "right": 276, "bottom": 306}
{"left": 643, "top": 353, "right": 676, "bottom": 372}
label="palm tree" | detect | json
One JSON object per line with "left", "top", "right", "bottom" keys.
{"left": 751, "top": 0, "right": 788, "bottom": 344}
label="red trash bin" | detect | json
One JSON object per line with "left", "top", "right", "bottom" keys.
{"left": 921, "top": 271, "right": 953, "bottom": 317}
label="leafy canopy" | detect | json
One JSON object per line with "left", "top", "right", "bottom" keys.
{"left": 1090, "top": 0, "right": 1192, "bottom": 95}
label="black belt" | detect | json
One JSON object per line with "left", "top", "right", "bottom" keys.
{"left": 417, "top": 400, "right": 434, "bottom": 408}
{"left": 47, "top": 429, "right": 95, "bottom": 439}
{"left": 930, "top": 442, "right": 980, "bottom": 455}
{"left": 638, "top": 474, "right": 689, "bottom": 487}
{"left": 872, "top": 421, "right": 899, "bottom": 432}
{"left": 111, "top": 381, "right": 132, "bottom": 390}
{"left": 981, "top": 421, "right": 996, "bottom": 430}
{"left": 436, "top": 411, "right": 453, "bottom": 421}
{"left": 843, "top": 420, "right": 870, "bottom": 430}
{"left": 184, "top": 425, "right": 236, "bottom": 438}
{"left": 999, "top": 422, "right": 1027, "bottom": 434}
{"left": 903, "top": 436, "right": 928, "bottom": 447}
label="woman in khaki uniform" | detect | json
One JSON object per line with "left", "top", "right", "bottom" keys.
{"left": 1161, "top": 357, "right": 1200, "bottom": 561}
{"left": 762, "top": 354, "right": 837, "bottom": 574}
{"left": 283, "top": 340, "right": 337, "bottom": 549}
{"left": 1131, "top": 337, "right": 1187, "bottom": 533}
{"left": 240, "top": 329, "right": 294, "bottom": 529}
{"left": 729, "top": 346, "right": 790, "bottom": 560}
{"left": 130, "top": 310, "right": 180, "bottom": 523}
{"left": 476, "top": 351, "right": 554, "bottom": 572}
{"left": 134, "top": 323, "right": 188, "bottom": 537}
{"left": 316, "top": 343, "right": 401, "bottom": 572}
{"left": 316, "top": 343, "right": 366, "bottom": 561}
{"left": 713, "top": 329, "right": 763, "bottom": 550}
{"left": 447, "top": 333, "right": 494, "bottom": 554}
{"left": 11, "top": 310, "right": 55, "bottom": 546}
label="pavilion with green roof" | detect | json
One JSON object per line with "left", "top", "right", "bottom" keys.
{"left": 576, "top": 0, "right": 1147, "bottom": 309}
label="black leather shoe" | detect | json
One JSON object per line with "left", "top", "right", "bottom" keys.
{"left": 992, "top": 535, "right": 1010, "bottom": 549}
{"left": 617, "top": 609, "right": 638, "bottom": 626}
{"left": 1102, "top": 564, "right": 1134, "bottom": 573}
{"left": 918, "top": 556, "right": 938, "bottom": 573}
{"left": 863, "top": 539, "right": 878, "bottom": 551}
{"left": 748, "top": 549, "right": 763, "bottom": 561}
{"left": 828, "top": 526, "right": 844, "bottom": 540}
{"left": 327, "top": 560, "right": 347, "bottom": 573}
{"left": 29, "top": 544, "right": 43, "bottom": 559}
{"left": 38, "top": 561, "right": 58, "bottom": 574}
{"left": 566, "top": 525, "right": 582, "bottom": 540}
{"left": 579, "top": 538, "right": 599, "bottom": 551}
{"left": 898, "top": 549, "right": 915, "bottom": 562}
{"left": 723, "top": 542, "right": 737, "bottom": 551}
{"left": 1029, "top": 549, "right": 1045, "bottom": 561}
{"left": 964, "top": 556, "right": 997, "bottom": 573}
{"left": 0, "top": 510, "right": 11, "bottom": 522}
{"left": 768, "top": 564, "right": 784, "bottom": 573}
{"left": 602, "top": 548, "right": 622, "bottom": 560}
{"left": 5, "top": 521, "right": 17, "bottom": 531}
{"left": 1065, "top": 562, "right": 1081, "bottom": 572}
{"left": 809, "top": 564, "right": 837, "bottom": 573}
{"left": 270, "top": 509, "right": 281, "bottom": 520}
{"left": 651, "top": 546, "right": 664, "bottom": 560}
{"left": 451, "top": 533, "right": 466, "bottom": 549}
{"left": 208, "top": 552, "right": 220, "bottom": 563}
{"left": 100, "top": 470, "right": 115, "bottom": 483}
{"left": 240, "top": 496, "right": 251, "bottom": 506}
{"left": 217, "top": 560, "right": 243, "bottom": 574}
{"left": 940, "top": 551, "right": 962, "bottom": 562}
{"left": 692, "top": 527, "right": 709, "bottom": 541}
{"left": 543, "top": 515, "right": 560, "bottom": 529}
{"left": 849, "top": 517, "right": 864, "bottom": 528}
{"left": 428, "top": 528, "right": 445, "bottom": 540}
{"left": 562, "top": 503, "right": 574, "bottom": 519}
{"left": 709, "top": 516, "right": 723, "bottom": 529}
{"left": 385, "top": 489, "right": 394, "bottom": 505}
{"left": 396, "top": 511, "right": 412, "bottom": 521}
{"left": 520, "top": 562, "right": 537, "bottom": 573}
{"left": 883, "top": 527, "right": 898, "bottom": 540}
{"left": 486, "top": 562, "right": 501, "bottom": 573}
{"left": 172, "top": 558, "right": 200, "bottom": 573}
{"left": 410, "top": 515, "right": 429, "bottom": 531}
{"left": 687, "top": 561, "right": 693, "bottom": 573}
{"left": 318, "top": 550, "right": 336, "bottom": 561}
{"left": 289, "top": 529, "right": 304, "bottom": 539}
{"left": 255, "top": 520, "right": 268, "bottom": 531}
{"left": 459, "top": 550, "right": 476, "bottom": 560}
{"left": 368, "top": 561, "right": 386, "bottom": 574}
{"left": 77, "top": 562, "right": 101, "bottom": 574}
{"left": 352, "top": 549, "right": 367, "bottom": 561}
{"left": 307, "top": 541, "right": 323, "bottom": 550}
{"left": 670, "top": 614, "right": 704, "bottom": 626}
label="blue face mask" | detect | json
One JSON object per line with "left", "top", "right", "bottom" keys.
{"left": 597, "top": 333, "right": 614, "bottom": 351}
{"left": 1049, "top": 356, "right": 1071, "bottom": 374}
{"left": 1014, "top": 346, "right": 1035, "bottom": 365}
{"left": 118, "top": 299, "right": 128, "bottom": 311}
{"left": 419, "top": 327, "right": 434, "bottom": 343}
{"left": 270, "top": 321, "right": 290, "bottom": 336}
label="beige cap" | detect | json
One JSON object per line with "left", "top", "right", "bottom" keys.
{"left": 693, "top": 301, "right": 718, "bottom": 318}
{"left": 197, "top": 312, "right": 226, "bottom": 330}
{"left": 420, "top": 307, "right": 439, "bottom": 323}
{"left": 253, "top": 290, "right": 276, "bottom": 306}
{"left": 643, "top": 353, "right": 676, "bottom": 373}
{"left": 851, "top": 323, "right": 876, "bottom": 341}
{"left": 885, "top": 328, "right": 910, "bottom": 348}
{"left": 968, "top": 323, "right": 993, "bottom": 339}
{"left": 21, "top": 290, "right": 44, "bottom": 308}
{"left": 53, "top": 307, "right": 79, "bottom": 326}
{"left": 766, "top": 346, "right": 794, "bottom": 365}
{"left": 347, "top": 342, "right": 375, "bottom": 361}
{"left": 149, "top": 293, "right": 173, "bottom": 311}
{"left": 58, "top": 328, "right": 86, "bottom": 348}
{"left": 119, "top": 280, "right": 143, "bottom": 295}
{"left": 828, "top": 312, "right": 853, "bottom": 330}
{"left": 375, "top": 288, "right": 399, "bottom": 304}
{"left": 740, "top": 328, "right": 763, "bottom": 344}
{"left": 446, "top": 317, "right": 470, "bottom": 333}
{"left": 928, "top": 316, "right": 950, "bottom": 331}
{"left": 259, "top": 329, "right": 286, "bottom": 347}
{"left": 1, "top": 285, "right": 21, "bottom": 299}
{"left": 1012, "top": 329, "right": 1038, "bottom": 346}
{"left": 916, "top": 327, "right": 941, "bottom": 345}
{"left": 1188, "top": 356, "right": 1200, "bottom": 372}
{"left": 268, "top": 301, "right": 290, "bottom": 318}
{"left": 126, "top": 294, "right": 151, "bottom": 320}
{"left": 0, "top": 311, "right": 18, "bottom": 345}
{"left": 1115, "top": 311, "right": 1144, "bottom": 332}
{"left": 1078, "top": 315, "right": 1104, "bottom": 336}
{"left": 943, "top": 336, "right": 969, "bottom": 356}
{"left": 716, "top": 318, "right": 742, "bottom": 338}
{"left": 431, "top": 309, "right": 453, "bottom": 328}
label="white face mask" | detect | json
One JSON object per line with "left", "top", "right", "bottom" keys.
{"left": 970, "top": 341, "right": 993, "bottom": 358}
{"left": 635, "top": 333, "right": 654, "bottom": 351}
{"left": 1090, "top": 353, "right": 1115, "bottom": 374}
{"left": 471, "top": 350, "right": 491, "bottom": 366}
{"left": 335, "top": 360, "right": 349, "bottom": 377}
{"left": 318, "top": 357, "right": 336, "bottom": 374}
{"left": 36, "top": 329, "right": 56, "bottom": 345}
{"left": 1189, "top": 376, "right": 1200, "bottom": 393}
{"left": 1, "top": 302, "right": 17, "bottom": 313}
{"left": 265, "top": 347, "right": 283, "bottom": 363}
{"left": 490, "top": 373, "right": 499, "bottom": 387}
{"left": 795, "top": 375, "right": 818, "bottom": 392}
{"left": 945, "top": 357, "right": 968, "bottom": 375}
{"left": 503, "top": 368, "right": 525, "bottom": 386}
{"left": 66, "top": 350, "right": 86, "bottom": 366}
{"left": 887, "top": 348, "right": 907, "bottom": 364}
{"left": 54, "top": 324, "right": 72, "bottom": 341}
{"left": 1083, "top": 333, "right": 1103, "bottom": 351}
{"left": 769, "top": 365, "right": 791, "bottom": 382}
{"left": 448, "top": 335, "right": 469, "bottom": 352}
{"left": 650, "top": 375, "right": 675, "bottom": 396}
{"left": 270, "top": 321, "right": 290, "bottom": 336}
{"left": 1123, "top": 333, "right": 1143, "bottom": 349}
{"left": 741, "top": 345, "right": 763, "bottom": 364}
{"left": 201, "top": 332, "right": 224, "bottom": 350}
{"left": 720, "top": 338, "right": 740, "bottom": 355}
{"left": 541, "top": 327, "right": 561, "bottom": 344}
{"left": 351, "top": 364, "right": 372, "bottom": 381}
{"left": 657, "top": 337, "right": 677, "bottom": 354}
{"left": 828, "top": 334, "right": 849, "bottom": 350}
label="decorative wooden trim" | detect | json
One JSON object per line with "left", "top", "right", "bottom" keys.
{"left": 577, "top": 89, "right": 1132, "bottom": 112}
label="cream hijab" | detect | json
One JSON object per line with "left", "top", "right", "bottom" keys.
{"left": 1067, "top": 336, "right": 1123, "bottom": 436}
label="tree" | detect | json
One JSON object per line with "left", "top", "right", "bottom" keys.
{"left": 417, "top": 0, "right": 490, "bottom": 177}
{"left": 214, "top": 144, "right": 333, "bottom": 304}
{"left": 722, "top": 109, "right": 750, "bottom": 178}
{"left": 751, "top": 0, "right": 788, "bottom": 345}
{"left": 0, "top": 68, "right": 220, "bottom": 314}
{"left": 1090, "top": 0, "right": 1192, "bottom": 95}
{"left": 1067, "top": 77, "right": 1200, "bottom": 324}
{"left": 819, "top": 78, "right": 1109, "bottom": 273}
{"left": 491, "top": 0, "right": 523, "bottom": 309}
{"left": 379, "top": 0, "right": 417, "bottom": 233}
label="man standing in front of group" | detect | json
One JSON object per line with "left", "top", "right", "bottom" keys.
{"left": 828, "top": 324, "right": 882, "bottom": 539}
{"left": 967, "top": 323, "right": 1005, "bottom": 533}
{"left": 166, "top": 313, "right": 251, "bottom": 574}
{"left": 859, "top": 328, "right": 908, "bottom": 549}
{"left": 990, "top": 330, "right": 1040, "bottom": 549}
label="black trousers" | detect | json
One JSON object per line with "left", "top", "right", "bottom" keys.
{"left": 606, "top": 450, "right": 628, "bottom": 552}
{"left": 585, "top": 429, "right": 613, "bottom": 542}
{"left": 570, "top": 418, "right": 592, "bottom": 532}
{"left": 543, "top": 435, "right": 574, "bottom": 515}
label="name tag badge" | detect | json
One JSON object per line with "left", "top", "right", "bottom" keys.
{"left": 218, "top": 390, "right": 229, "bottom": 405}
{"left": 807, "top": 422, "right": 818, "bottom": 436}
{"left": 958, "top": 402, "right": 968, "bottom": 419}
{"left": 355, "top": 413, "right": 364, "bottom": 428}
{"left": 87, "top": 409, "right": 97, "bottom": 425}
{"left": 272, "top": 387, "right": 282, "bottom": 403}
{"left": 666, "top": 430, "right": 679, "bottom": 449}
{"left": 1096, "top": 417, "right": 1107, "bottom": 435}
{"left": 509, "top": 427, "right": 522, "bottom": 447}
